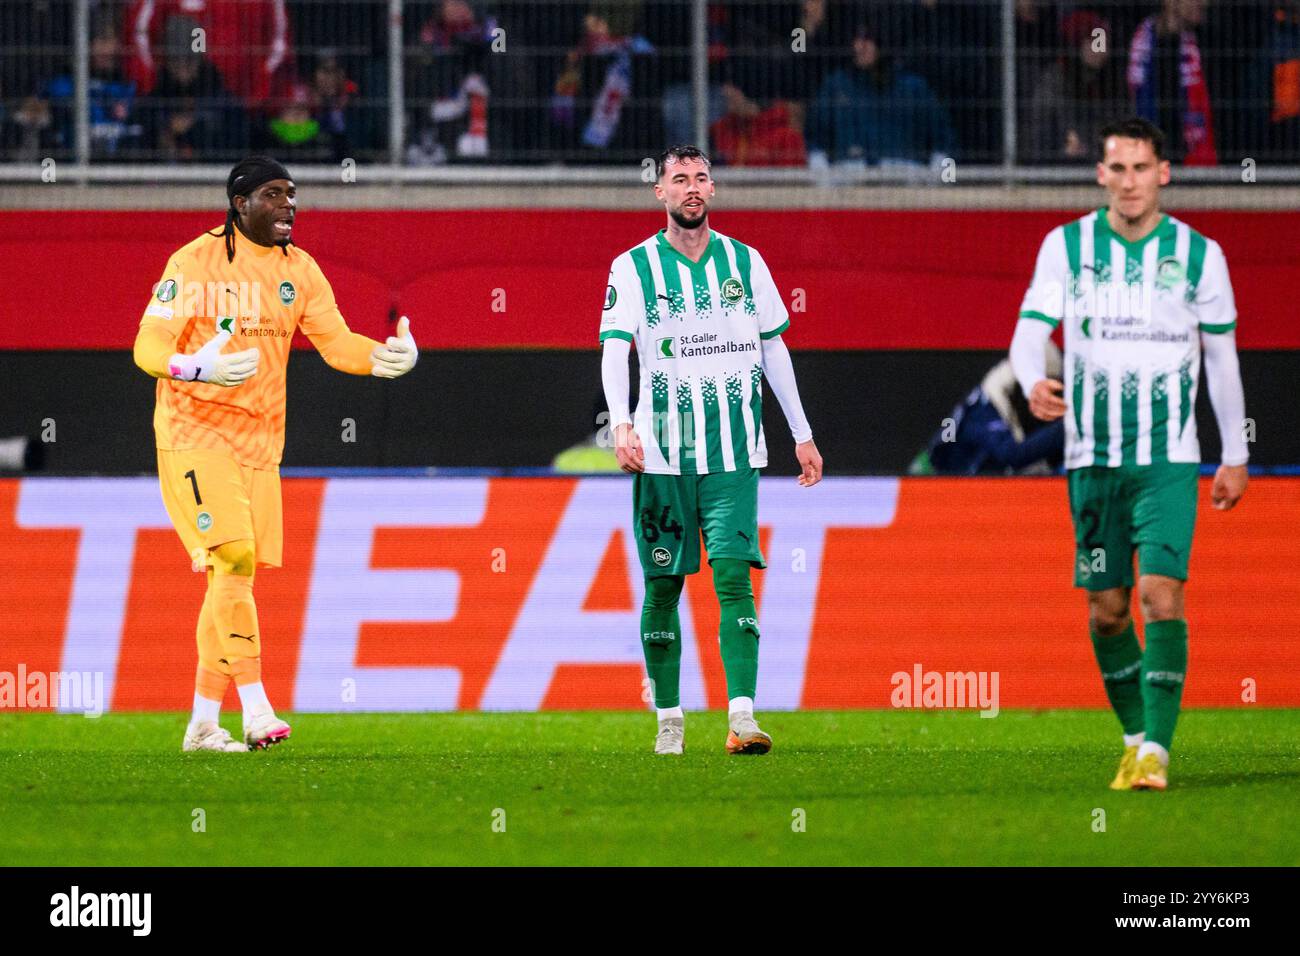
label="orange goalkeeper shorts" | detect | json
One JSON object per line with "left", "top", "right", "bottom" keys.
{"left": 156, "top": 447, "right": 284, "bottom": 569}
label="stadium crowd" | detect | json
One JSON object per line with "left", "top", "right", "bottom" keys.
{"left": 2, "top": 0, "right": 1298, "bottom": 166}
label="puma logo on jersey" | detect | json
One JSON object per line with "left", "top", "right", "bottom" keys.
{"left": 229, "top": 632, "right": 257, "bottom": 643}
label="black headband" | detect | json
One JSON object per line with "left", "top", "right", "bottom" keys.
{"left": 226, "top": 156, "right": 292, "bottom": 204}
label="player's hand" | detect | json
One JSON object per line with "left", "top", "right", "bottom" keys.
{"left": 169, "top": 324, "right": 259, "bottom": 387}
{"left": 614, "top": 423, "right": 645, "bottom": 474}
{"left": 796, "top": 439, "right": 822, "bottom": 487}
{"left": 1029, "top": 378, "right": 1067, "bottom": 421}
{"left": 1211, "top": 463, "right": 1247, "bottom": 511}
{"left": 371, "top": 316, "right": 418, "bottom": 378}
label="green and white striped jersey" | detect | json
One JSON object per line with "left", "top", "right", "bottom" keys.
{"left": 1019, "top": 208, "right": 1237, "bottom": 469}
{"left": 599, "top": 229, "right": 790, "bottom": 475}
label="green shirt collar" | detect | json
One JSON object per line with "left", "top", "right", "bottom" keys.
{"left": 656, "top": 228, "right": 718, "bottom": 269}
{"left": 1095, "top": 207, "right": 1173, "bottom": 251}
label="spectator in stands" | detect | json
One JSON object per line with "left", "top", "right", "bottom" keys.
{"left": 0, "top": 0, "right": 72, "bottom": 160}
{"left": 1261, "top": 1, "right": 1300, "bottom": 155}
{"left": 894, "top": 0, "right": 1002, "bottom": 162}
{"left": 125, "top": 0, "right": 294, "bottom": 112}
{"left": 309, "top": 52, "right": 358, "bottom": 162}
{"left": 910, "top": 349, "right": 1066, "bottom": 477}
{"left": 1128, "top": 0, "right": 1218, "bottom": 165}
{"left": 710, "top": 65, "right": 807, "bottom": 167}
{"left": 406, "top": 0, "right": 497, "bottom": 165}
{"left": 46, "top": 10, "right": 141, "bottom": 158}
{"left": 1024, "top": 10, "right": 1126, "bottom": 163}
{"left": 1016, "top": 0, "right": 1062, "bottom": 110}
{"left": 138, "top": 15, "right": 246, "bottom": 161}
{"left": 652, "top": 0, "right": 727, "bottom": 148}
{"left": 806, "top": 19, "right": 954, "bottom": 167}
{"left": 550, "top": 3, "right": 656, "bottom": 159}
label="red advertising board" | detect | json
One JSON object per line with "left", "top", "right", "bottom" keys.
{"left": 2, "top": 476, "right": 1296, "bottom": 713}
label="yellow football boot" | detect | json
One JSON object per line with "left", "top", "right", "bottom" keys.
{"left": 1109, "top": 745, "right": 1140, "bottom": 790}
{"left": 1130, "top": 753, "right": 1169, "bottom": 791}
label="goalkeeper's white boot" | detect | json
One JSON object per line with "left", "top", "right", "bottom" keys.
{"left": 244, "top": 712, "right": 292, "bottom": 751}
{"left": 654, "top": 717, "right": 685, "bottom": 755}
{"left": 726, "top": 713, "right": 772, "bottom": 755}
{"left": 182, "top": 722, "right": 248, "bottom": 753}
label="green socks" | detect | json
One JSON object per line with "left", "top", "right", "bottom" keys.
{"left": 1090, "top": 618, "right": 1189, "bottom": 751}
{"left": 1090, "top": 621, "right": 1146, "bottom": 737}
{"left": 1142, "top": 619, "right": 1189, "bottom": 751}
{"left": 713, "top": 559, "right": 759, "bottom": 701}
{"left": 640, "top": 562, "right": 762, "bottom": 708}
{"left": 641, "top": 575, "right": 684, "bottom": 708}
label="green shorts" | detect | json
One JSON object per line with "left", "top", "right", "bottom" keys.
{"left": 1067, "top": 462, "right": 1199, "bottom": 591}
{"left": 632, "top": 466, "right": 765, "bottom": 577}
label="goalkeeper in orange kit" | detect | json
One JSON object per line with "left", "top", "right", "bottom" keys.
{"left": 133, "top": 157, "right": 418, "bottom": 752}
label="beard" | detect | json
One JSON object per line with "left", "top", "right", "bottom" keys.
{"left": 669, "top": 204, "right": 708, "bottom": 230}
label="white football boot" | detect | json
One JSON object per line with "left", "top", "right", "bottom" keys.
{"left": 725, "top": 712, "right": 772, "bottom": 755}
{"left": 244, "top": 712, "right": 292, "bottom": 751}
{"left": 654, "top": 717, "right": 685, "bottom": 755}
{"left": 182, "top": 722, "right": 248, "bottom": 753}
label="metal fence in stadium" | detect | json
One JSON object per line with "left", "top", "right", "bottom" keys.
{"left": 3, "top": 0, "right": 1299, "bottom": 182}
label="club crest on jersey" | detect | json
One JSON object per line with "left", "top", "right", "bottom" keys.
{"left": 196, "top": 512, "right": 213, "bottom": 532}
{"left": 652, "top": 547, "right": 672, "bottom": 567}
{"left": 155, "top": 279, "right": 178, "bottom": 302}
{"left": 1156, "top": 256, "right": 1185, "bottom": 289}
{"left": 656, "top": 337, "right": 674, "bottom": 359}
{"left": 604, "top": 285, "right": 617, "bottom": 310}
{"left": 720, "top": 277, "right": 745, "bottom": 304}
{"left": 278, "top": 281, "right": 296, "bottom": 305}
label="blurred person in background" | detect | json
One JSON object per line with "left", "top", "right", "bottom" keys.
{"left": 652, "top": 0, "right": 727, "bottom": 148}
{"left": 1128, "top": 0, "right": 1217, "bottom": 165}
{"left": 806, "top": 18, "right": 954, "bottom": 167}
{"left": 780, "top": 0, "right": 841, "bottom": 103}
{"left": 406, "top": 0, "right": 498, "bottom": 165}
{"left": 139, "top": 15, "right": 247, "bottom": 161}
{"left": 1015, "top": 0, "right": 1062, "bottom": 115}
{"left": 910, "top": 347, "right": 1066, "bottom": 476}
{"left": 550, "top": 2, "right": 656, "bottom": 159}
{"left": 308, "top": 52, "right": 358, "bottom": 163}
{"left": 893, "top": 0, "right": 1001, "bottom": 162}
{"left": 1261, "top": 1, "right": 1300, "bottom": 155}
{"left": 125, "top": 0, "right": 294, "bottom": 113}
{"left": 46, "top": 8, "right": 141, "bottom": 158}
{"left": 1025, "top": 10, "right": 1127, "bottom": 163}
{"left": 0, "top": 0, "right": 72, "bottom": 161}
{"left": 710, "top": 61, "right": 807, "bottom": 167}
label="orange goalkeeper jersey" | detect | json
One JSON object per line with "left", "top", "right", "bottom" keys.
{"left": 137, "top": 226, "right": 372, "bottom": 469}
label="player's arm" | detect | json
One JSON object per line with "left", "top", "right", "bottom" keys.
{"left": 599, "top": 256, "right": 643, "bottom": 473}
{"left": 299, "top": 258, "right": 417, "bottom": 377}
{"left": 761, "top": 334, "right": 820, "bottom": 486}
{"left": 1011, "top": 228, "right": 1068, "bottom": 420}
{"left": 1197, "top": 240, "right": 1248, "bottom": 510}
{"left": 752, "top": 249, "right": 821, "bottom": 486}
{"left": 133, "top": 256, "right": 258, "bottom": 386}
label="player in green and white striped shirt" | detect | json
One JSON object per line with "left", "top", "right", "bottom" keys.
{"left": 1010, "top": 118, "right": 1249, "bottom": 792}
{"left": 600, "top": 145, "right": 823, "bottom": 756}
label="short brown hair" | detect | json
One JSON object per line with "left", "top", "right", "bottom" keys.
{"left": 656, "top": 145, "right": 711, "bottom": 180}
{"left": 1098, "top": 117, "right": 1166, "bottom": 161}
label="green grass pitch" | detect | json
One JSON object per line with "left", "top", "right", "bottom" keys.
{"left": 1, "top": 710, "right": 1297, "bottom": 866}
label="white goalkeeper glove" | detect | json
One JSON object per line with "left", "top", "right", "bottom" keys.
{"left": 168, "top": 318, "right": 259, "bottom": 387}
{"left": 370, "top": 315, "right": 418, "bottom": 379}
